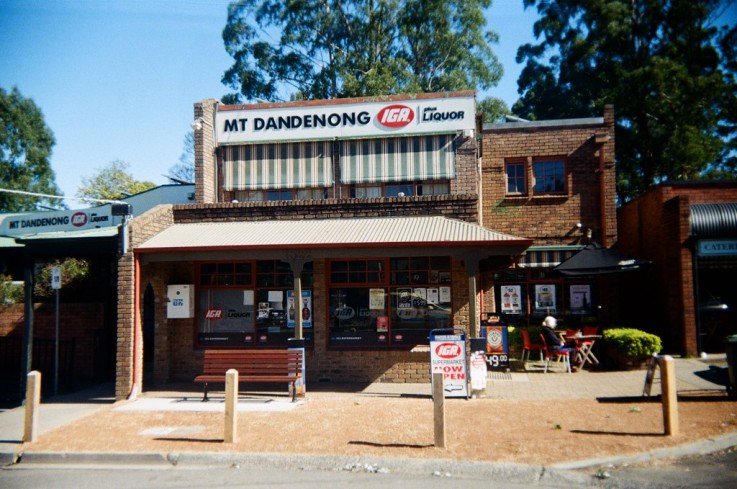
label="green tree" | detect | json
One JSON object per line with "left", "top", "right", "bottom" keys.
{"left": 0, "top": 86, "right": 62, "bottom": 211}
{"left": 221, "top": 0, "right": 505, "bottom": 110}
{"left": 514, "top": 0, "right": 737, "bottom": 202}
{"left": 77, "top": 160, "right": 156, "bottom": 202}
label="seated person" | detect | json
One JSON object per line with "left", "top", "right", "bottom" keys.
{"left": 541, "top": 316, "right": 577, "bottom": 362}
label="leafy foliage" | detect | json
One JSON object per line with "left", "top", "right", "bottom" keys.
{"left": 514, "top": 0, "right": 737, "bottom": 202}
{"left": 33, "top": 259, "right": 90, "bottom": 300}
{"left": 0, "top": 86, "right": 62, "bottom": 211}
{"left": 76, "top": 160, "right": 156, "bottom": 202}
{"left": 221, "top": 0, "right": 503, "bottom": 104}
{"left": 601, "top": 328, "right": 662, "bottom": 357}
{"left": 0, "top": 274, "right": 24, "bottom": 305}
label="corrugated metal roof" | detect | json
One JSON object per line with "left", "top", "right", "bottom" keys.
{"left": 137, "top": 216, "right": 529, "bottom": 252}
{"left": 690, "top": 203, "right": 737, "bottom": 238}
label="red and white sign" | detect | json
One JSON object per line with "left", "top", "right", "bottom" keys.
{"left": 204, "top": 308, "right": 223, "bottom": 320}
{"left": 216, "top": 93, "right": 475, "bottom": 145}
{"left": 430, "top": 334, "right": 468, "bottom": 398}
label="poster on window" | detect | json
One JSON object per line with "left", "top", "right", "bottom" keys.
{"left": 287, "top": 290, "right": 312, "bottom": 329}
{"left": 534, "top": 284, "right": 556, "bottom": 311}
{"left": 500, "top": 285, "right": 522, "bottom": 314}
{"left": 370, "top": 288, "right": 385, "bottom": 310}
{"left": 569, "top": 284, "right": 592, "bottom": 315}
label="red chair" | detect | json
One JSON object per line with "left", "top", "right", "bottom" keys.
{"left": 520, "top": 329, "right": 545, "bottom": 363}
{"left": 540, "top": 333, "right": 572, "bottom": 373}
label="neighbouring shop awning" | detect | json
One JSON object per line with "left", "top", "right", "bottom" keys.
{"left": 136, "top": 216, "right": 532, "bottom": 259}
{"left": 340, "top": 135, "right": 456, "bottom": 184}
{"left": 222, "top": 141, "right": 334, "bottom": 190}
{"left": 516, "top": 246, "right": 583, "bottom": 268}
{"left": 553, "top": 241, "right": 650, "bottom": 276}
{"left": 690, "top": 203, "right": 737, "bottom": 238}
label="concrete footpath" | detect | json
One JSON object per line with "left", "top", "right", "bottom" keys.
{"left": 1, "top": 354, "right": 735, "bottom": 484}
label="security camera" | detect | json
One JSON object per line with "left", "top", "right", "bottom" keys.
{"left": 576, "top": 223, "right": 582, "bottom": 229}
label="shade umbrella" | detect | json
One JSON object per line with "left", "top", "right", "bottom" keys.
{"left": 553, "top": 242, "right": 650, "bottom": 276}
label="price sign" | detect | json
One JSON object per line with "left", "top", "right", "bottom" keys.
{"left": 51, "top": 266, "right": 62, "bottom": 290}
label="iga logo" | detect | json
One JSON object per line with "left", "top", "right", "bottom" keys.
{"left": 434, "top": 342, "right": 462, "bottom": 359}
{"left": 377, "top": 104, "right": 414, "bottom": 128}
{"left": 204, "top": 308, "right": 223, "bottom": 320}
{"left": 71, "top": 212, "right": 88, "bottom": 227}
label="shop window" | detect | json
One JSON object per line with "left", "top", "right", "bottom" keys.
{"left": 233, "top": 188, "right": 327, "bottom": 202}
{"left": 505, "top": 160, "right": 526, "bottom": 194}
{"left": 196, "top": 260, "right": 313, "bottom": 348}
{"left": 351, "top": 180, "right": 450, "bottom": 198}
{"left": 493, "top": 270, "right": 598, "bottom": 327}
{"left": 533, "top": 158, "right": 565, "bottom": 194}
{"left": 328, "top": 257, "right": 452, "bottom": 348}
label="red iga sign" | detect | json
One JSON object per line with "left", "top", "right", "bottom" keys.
{"left": 71, "top": 212, "right": 88, "bottom": 227}
{"left": 377, "top": 104, "right": 414, "bottom": 128}
{"left": 434, "top": 342, "right": 462, "bottom": 359}
{"left": 204, "top": 308, "right": 223, "bottom": 320}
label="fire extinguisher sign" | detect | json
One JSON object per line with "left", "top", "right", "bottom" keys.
{"left": 429, "top": 329, "right": 468, "bottom": 398}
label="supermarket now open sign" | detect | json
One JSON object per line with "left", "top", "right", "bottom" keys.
{"left": 429, "top": 331, "right": 468, "bottom": 398}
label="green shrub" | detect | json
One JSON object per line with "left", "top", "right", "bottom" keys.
{"left": 0, "top": 274, "right": 24, "bottom": 305}
{"left": 601, "top": 328, "right": 662, "bottom": 358}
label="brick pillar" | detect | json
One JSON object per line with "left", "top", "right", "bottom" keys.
{"left": 194, "top": 99, "right": 219, "bottom": 204}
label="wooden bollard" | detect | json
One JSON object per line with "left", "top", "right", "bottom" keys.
{"left": 659, "top": 355, "right": 679, "bottom": 436}
{"left": 24, "top": 371, "right": 41, "bottom": 443}
{"left": 224, "top": 369, "right": 238, "bottom": 443}
{"left": 432, "top": 372, "right": 446, "bottom": 449}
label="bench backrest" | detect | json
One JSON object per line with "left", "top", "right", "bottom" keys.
{"left": 202, "top": 349, "right": 303, "bottom": 377}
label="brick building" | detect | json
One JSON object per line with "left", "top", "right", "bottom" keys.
{"left": 618, "top": 182, "right": 737, "bottom": 355}
{"left": 114, "top": 93, "right": 617, "bottom": 400}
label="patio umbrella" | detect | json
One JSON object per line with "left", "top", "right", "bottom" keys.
{"left": 553, "top": 242, "right": 651, "bottom": 276}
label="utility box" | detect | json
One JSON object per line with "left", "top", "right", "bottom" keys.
{"left": 167, "top": 284, "right": 194, "bottom": 318}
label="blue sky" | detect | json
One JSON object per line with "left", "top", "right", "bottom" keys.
{"left": 0, "top": 1, "right": 535, "bottom": 207}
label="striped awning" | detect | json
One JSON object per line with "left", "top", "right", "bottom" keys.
{"left": 222, "top": 141, "right": 334, "bottom": 190}
{"left": 340, "top": 135, "right": 456, "bottom": 184}
{"left": 516, "top": 246, "right": 582, "bottom": 268}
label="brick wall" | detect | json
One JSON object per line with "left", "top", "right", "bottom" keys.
{"left": 194, "top": 99, "right": 218, "bottom": 204}
{"left": 0, "top": 302, "right": 104, "bottom": 381}
{"left": 480, "top": 107, "right": 616, "bottom": 246}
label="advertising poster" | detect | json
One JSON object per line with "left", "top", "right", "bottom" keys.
{"left": 535, "top": 284, "right": 556, "bottom": 311}
{"left": 569, "top": 284, "right": 592, "bottom": 314}
{"left": 429, "top": 331, "right": 468, "bottom": 398}
{"left": 287, "top": 290, "right": 312, "bottom": 329}
{"left": 500, "top": 285, "right": 521, "bottom": 314}
{"left": 369, "top": 288, "right": 385, "bottom": 309}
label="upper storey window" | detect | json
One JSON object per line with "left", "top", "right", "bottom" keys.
{"left": 505, "top": 160, "right": 526, "bottom": 194}
{"left": 533, "top": 159, "right": 565, "bottom": 194}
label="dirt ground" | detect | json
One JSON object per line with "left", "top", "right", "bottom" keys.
{"left": 26, "top": 391, "right": 737, "bottom": 466}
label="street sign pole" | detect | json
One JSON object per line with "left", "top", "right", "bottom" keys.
{"left": 51, "top": 266, "right": 62, "bottom": 396}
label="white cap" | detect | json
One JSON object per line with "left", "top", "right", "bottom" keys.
{"left": 542, "top": 316, "right": 557, "bottom": 328}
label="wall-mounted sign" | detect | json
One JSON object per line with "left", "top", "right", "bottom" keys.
{"left": 216, "top": 93, "right": 476, "bottom": 144}
{"left": 0, "top": 207, "right": 119, "bottom": 237}
{"left": 698, "top": 239, "right": 737, "bottom": 257}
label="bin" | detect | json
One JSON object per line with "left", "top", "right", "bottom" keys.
{"left": 724, "top": 335, "right": 737, "bottom": 398}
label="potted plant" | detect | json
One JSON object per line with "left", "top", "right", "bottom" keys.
{"left": 600, "top": 328, "right": 662, "bottom": 369}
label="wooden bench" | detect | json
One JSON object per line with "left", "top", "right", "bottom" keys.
{"left": 194, "top": 349, "right": 303, "bottom": 402}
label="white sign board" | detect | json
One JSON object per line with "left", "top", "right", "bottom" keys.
{"left": 0, "top": 207, "right": 118, "bottom": 237}
{"left": 216, "top": 94, "right": 476, "bottom": 144}
{"left": 430, "top": 334, "right": 468, "bottom": 398}
{"left": 51, "top": 266, "right": 62, "bottom": 290}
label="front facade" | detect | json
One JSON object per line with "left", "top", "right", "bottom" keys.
{"left": 618, "top": 182, "right": 737, "bottom": 355}
{"left": 115, "top": 93, "right": 616, "bottom": 399}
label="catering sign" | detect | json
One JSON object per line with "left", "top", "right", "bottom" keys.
{"left": 216, "top": 93, "right": 476, "bottom": 144}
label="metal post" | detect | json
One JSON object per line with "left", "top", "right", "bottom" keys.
{"left": 54, "top": 288, "right": 59, "bottom": 396}
{"left": 21, "top": 260, "right": 34, "bottom": 396}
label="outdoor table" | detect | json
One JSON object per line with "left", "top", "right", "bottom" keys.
{"left": 564, "top": 335, "right": 602, "bottom": 366}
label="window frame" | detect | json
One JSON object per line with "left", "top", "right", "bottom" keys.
{"left": 505, "top": 159, "right": 527, "bottom": 195}
{"left": 532, "top": 157, "right": 566, "bottom": 195}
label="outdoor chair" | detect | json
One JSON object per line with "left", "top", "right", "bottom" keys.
{"left": 540, "top": 333, "right": 572, "bottom": 373}
{"left": 520, "top": 329, "right": 545, "bottom": 362}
